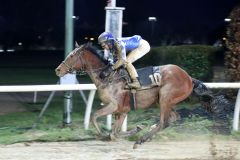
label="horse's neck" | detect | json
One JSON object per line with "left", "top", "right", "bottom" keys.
{"left": 84, "top": 51, "right": 107, "bottom": 87}
{"left": 87, "top": 70, "right": 103, "bottom": 88}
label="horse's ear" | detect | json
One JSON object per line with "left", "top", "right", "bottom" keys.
{"left": 75, "top": 41, "right": 80, "bottom": 48}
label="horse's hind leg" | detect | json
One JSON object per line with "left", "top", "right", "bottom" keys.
{"left": 117, "top": 125, "right": 144, "bottom": 137}
{"left": 111, "top": 113, "right": 144, "bottom": 139}
{"left": 168, "top": 110, "right": 180, "bottom": 124}
{"left": 133, "top": 96, "right": 173, "bottom": 149}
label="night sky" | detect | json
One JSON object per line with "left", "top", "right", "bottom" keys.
{"left": 0, "top": 0, "right": 239, "bottom": 47}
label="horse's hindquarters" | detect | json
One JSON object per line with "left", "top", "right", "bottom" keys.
{"left": 135, "top": 87, "right": 160, "bottom": 109}
{"left": 160, "top": 65, "right": 193, "bottom": 104}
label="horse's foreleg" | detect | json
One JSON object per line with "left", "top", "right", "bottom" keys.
{"left": 92, "top": 102, "right": 118, "bottom": 136}
{"left": 110, "top": 113, "right": 127, "bottom": 139}
{"left": 112, "top": 113, "right": 127, "bottom": 135}
{"left": 111, "top": 113, "right": 144, "bottom": 139}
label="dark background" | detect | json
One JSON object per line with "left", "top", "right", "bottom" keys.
{"left": 0, "top": 0, "right": 238, "bottom": 49}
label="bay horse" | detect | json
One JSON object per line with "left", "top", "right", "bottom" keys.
{"left": 55, "top": 43, "right": 227, "bottom": 149}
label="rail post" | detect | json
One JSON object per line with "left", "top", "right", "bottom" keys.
{"left": 233, "top": 89, "right": 240, "bottom": 131}
{"left": 104, "top": 0, "right": 126, "bottom": 131}
{"left": 63, "top": 0, "right": 74, "bottom": 126}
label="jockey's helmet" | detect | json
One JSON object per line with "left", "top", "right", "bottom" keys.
{"left": 98, "top": 32, "right": 114, "bottom": 45}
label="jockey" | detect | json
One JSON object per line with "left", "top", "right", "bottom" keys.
{"left": 98, "top": 32, "right": 151, "bottom": 89}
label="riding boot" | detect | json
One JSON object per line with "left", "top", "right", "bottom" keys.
{"left": 128, "top": 78, "right": 141, "bottom": 89}
{"left": 126, "top": 63, "right": 141, "bottom": 89}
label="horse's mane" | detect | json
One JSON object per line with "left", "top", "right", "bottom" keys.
{"left": 82, "top": 43, "right": 108, "bottom": 65}
{"left": 82, "top": 43, "right": 129, "bottom": 81}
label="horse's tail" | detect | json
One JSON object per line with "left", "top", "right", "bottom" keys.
{"left": 192, "top": 78, "right": 229, "bottom": 113}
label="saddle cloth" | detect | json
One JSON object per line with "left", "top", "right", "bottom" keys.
{"left": 129, "top": 66, "right": 161, "bottom": 110}
{"left": 136, "top": 66, "right": 161, "bottom": 87}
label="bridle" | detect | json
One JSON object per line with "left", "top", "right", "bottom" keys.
{"left": 61, "top": 47, "right": 85, "bottom": 74}
{"left": 60, "top": 46, "right": 128, "bottom": 83}
{"left": 61, "top": 47, "right": 107, "bottom": 75}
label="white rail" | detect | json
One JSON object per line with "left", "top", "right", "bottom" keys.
{"left": 121, "top": 83, "right": 240, "bottom": 132}
{"left": 204, "top": 83, "right": 240, "bottom": 89}
{"left": 0, "top": 83, "right": 239, "bottom": 131}
{"left": 0, "top": 84, "right": 96, "bottom": 92}
{"left": 0, "top": 84, "right": 97, "bottom": 130}
{"left": 204, "top": 83, "right": 240, "bottom": 131}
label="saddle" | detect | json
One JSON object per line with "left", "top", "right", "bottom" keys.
{"left": 100, "top": 65, "right": 161, "bottom": 110}
{"left": 128, "top": 66, "right": 161, "bottom": 110}
{"left": 100, "top": 65, "right": 162, "bottom": 90}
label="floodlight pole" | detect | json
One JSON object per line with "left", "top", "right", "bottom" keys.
{"left": 63, "top": 0, "right": 74, "bottom": 125}
{"left": 105, "top": 0, "right": 127, "bottom": 131}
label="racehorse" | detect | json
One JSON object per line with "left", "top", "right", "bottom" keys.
{"left": 55, "top": 43, "right": 227, "bottom": 149}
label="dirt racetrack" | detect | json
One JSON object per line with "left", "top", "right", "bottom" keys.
{"left": 0, "top": 140, "right": 239, "bottom": 160}
{"left": 0, "top": 92, "right": 239, "bottom": 160}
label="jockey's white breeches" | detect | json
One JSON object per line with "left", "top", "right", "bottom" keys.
{"left": 126, "top": 39, "right": 150, "bottom": 63}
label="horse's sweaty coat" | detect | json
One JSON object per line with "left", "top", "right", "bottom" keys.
{"left": 55, "top": 43, "right": 228, "bottom": 149}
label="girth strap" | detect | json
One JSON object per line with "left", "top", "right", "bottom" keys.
{"left": 130, "top": 89, "right": 137, "bottom": 110}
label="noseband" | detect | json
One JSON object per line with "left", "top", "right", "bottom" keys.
{"left": 62, "top": 61, "right": 74, "bottom": 73}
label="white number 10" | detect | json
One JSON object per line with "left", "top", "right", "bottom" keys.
{"left": 149, "top": 73, "right": 161, "bottom": 85}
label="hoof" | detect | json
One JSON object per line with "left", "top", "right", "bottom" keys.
{"left": 109, "top": 133, "right": 117, "bottom": 141}
{"left": 95, "top": 133, "right": 111, "bottom": 141}
{"left": 133, "top": 143, "right": 139, "bottom": 149}
{"left": 136, "top": 125, "right": 144, "bottom": 131}
{"left": 100, "top": 136, "right": 111, "bottom": 141}
{"left": 149, "top": 124, "right": 157, "bottom": 131}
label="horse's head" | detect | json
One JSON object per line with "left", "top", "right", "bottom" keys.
{"left": 55, "top": 43, "right": 85, "bottom": 77}
{"left": 55, "top": 43, "right": 106, "bottom": 77}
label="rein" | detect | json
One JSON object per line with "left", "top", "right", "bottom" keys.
{"left": 62, "top": 46, "right": 130, "bottom": 89}
{"left": 75, "top": 66, "right": 108, "bottom": 76}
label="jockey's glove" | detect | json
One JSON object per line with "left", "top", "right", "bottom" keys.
{"left": 99, "top": 66, "right": 114, "bottom": 79}
{"left": 112, "top": 59, "right": 126, "bottom": 70}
